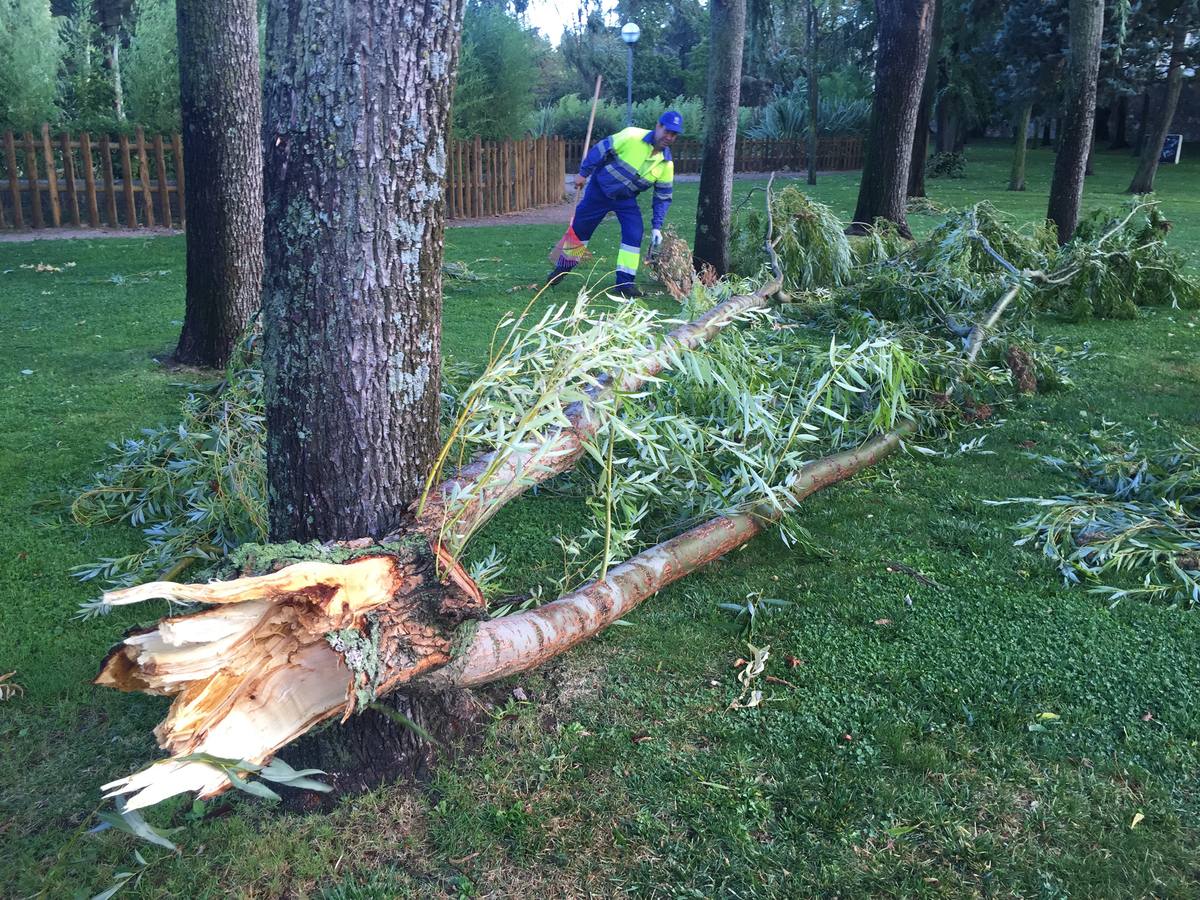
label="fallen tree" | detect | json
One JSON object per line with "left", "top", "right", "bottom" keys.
{"left": 84, "top": 192, "right": 1199, "bottom": 813}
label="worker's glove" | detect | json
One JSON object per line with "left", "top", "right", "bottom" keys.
{"left": 651, "top": 229, "right": 663, "bottom": 249}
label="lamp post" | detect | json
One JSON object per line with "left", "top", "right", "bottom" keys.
{"left": 620, "top": 22, "right": 640, "bottom": 126}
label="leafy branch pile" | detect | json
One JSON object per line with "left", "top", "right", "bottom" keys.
{"left": 999, "top": 431, "right": 1200, "bottom": 606}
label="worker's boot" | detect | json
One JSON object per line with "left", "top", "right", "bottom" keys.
{"left": 546, "top": 259, "right": 576, "bottom": 287}
{"left": 611, "top": 282, "right": 643, "bottom": 299}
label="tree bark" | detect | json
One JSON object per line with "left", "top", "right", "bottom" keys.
{"left": 1041, "top": 118, "right": 1053, "bottom": 146}
{"left": 1127, "top": 20, "right": 1188, "bottom": 194}
{"left": 1009, "top": 102, "right": 1032, "bottom": 191}
{"left": 1108, "top": 93, "right": 1129, "bottom": 149}
{"left": 1133, "top": 91, "right": 1150, "bottom": 155}
{"left": 693, "top": 0, "right": 747, "bottom": 275}
{"left": 261, "top": 0, "right": 465, "bottom": 542}
{"left": 171, "top": 0, "right": 263, "bottom": 369}
{"left": 1046, "top": 0, "right": 1104, "bottom": 244}
{"left": 907, "top": 0, "right": 941, "bottom": 198}
{"left": 849, "top": 0, "right": 935, "bottom": 237}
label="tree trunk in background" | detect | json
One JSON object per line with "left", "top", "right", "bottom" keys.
{"left": 806, "top": 0, "right": 818, "bottom": 186}
{"left": 1047, "top": 0, "right": 1104, "bottom": 244}
{"left": 171, "top": 0, "right": 263, "bottom": 369}
{"left": 849, "top": 0, "right": 935, "bottom": 237}
{"left": 262, "top": 0, "right": 464, "bottom": 542}
{"left": 908, "top": 0, "right": 940, "bottom": 197}
{"left": 1041, "top": 118, "right": 1053, "bottom": 145}
{"left": 1128, "top": 20, "right": 1188, "bottom": 193}
{"left": 1134, "top": 91, "right": 1150, "bottom": 155}
{"left": 109, "top": 34, "right": 125, "bottom": 122}
{"left": 693, "top": 0, "right": 746, "bottom": 274}
{"left": 1109, "top": 94, "right": 1128, "bottom": 149}
{"left": 1008, "top": 102, "right": 1032, "bottom": 191}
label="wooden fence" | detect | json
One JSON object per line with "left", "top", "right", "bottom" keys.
{"left": 0, "top": 128, "right": 568, "bottom": 230}
{"left": 1, "top": 125, "right": 184, "bottom": 230}
{"left": 563, "top": 136, "right": 864, "bottom": 175}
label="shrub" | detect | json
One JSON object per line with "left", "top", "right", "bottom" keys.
{"left": 927, "top": 151, "right": 967, "bottom": 179}
{"left": 123, "top": 0, "right": 180, "bottom": 133}
{"left": 0, "top": 0, "right": 63, "bottom": 130}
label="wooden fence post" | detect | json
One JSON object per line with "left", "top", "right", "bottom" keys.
{"left": 23, "top": 132, "right": 43, "bottom": 228}
{"left": 135, "top": 127, "right": 155, "bottom": 227}
{"left": 4, "top": 132, "right": 23, "bottom": 229}
{"left": 172, "top": 132, "right": 186, "bottom": 225}
{"left": 153, "top": 133, "right": 171, "bottom": 228}
{"left": 117, "top": 134, "right": 137, "bottom": 226}
{"left": 61, "top": 131, "right": 81, "bottom": 226}
{"left": 40, "top": 124, "right": 61, "bottom": 226}
{"left": 80, "top": 132, "right": 100, "bottom": 226}
{"left": 473, "top": 135, "right": 483, "bottom": 218}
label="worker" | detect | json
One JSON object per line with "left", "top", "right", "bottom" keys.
{"left": 548, "top": 110, "right": 681, "bottom": 297}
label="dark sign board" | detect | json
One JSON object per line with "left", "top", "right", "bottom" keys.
{"left": 1161, "top": 134, "right": 1182, "bottom": 165}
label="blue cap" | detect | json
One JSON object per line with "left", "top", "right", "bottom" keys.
{"left": 659, "top": 110, "right": 683, "bottom": 133}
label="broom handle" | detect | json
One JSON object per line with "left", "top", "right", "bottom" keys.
{"left": 571, "top": 75, "right": 603, "bottom": 214}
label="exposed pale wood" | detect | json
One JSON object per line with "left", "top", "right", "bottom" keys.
{"left": 23, "top": 132, "right": 43, "bottom": 228}
{"left": 61, "top": 131, "right": 81, "bottom": 226}
{"left": 4, "top": 132, "right": 21, "bottom": 229}
{"left": 80, "top": 132, "right": 100, "bottom": 226}
{"left": 40, "top": 124, "right": 61, "bottom": 226}
{"left": 135, "top": 127, "right": 155, "bottom": 227}
{"left": 118, "top": 134, "right": 137, "bottom": 226}
{"left": 152, "top": 133, "right": 171, "bottom": 227}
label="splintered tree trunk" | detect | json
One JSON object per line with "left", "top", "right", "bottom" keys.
{"left": 171, "top": 0, "right": 263, "bottom": 369}
{"left": 849, "top": 0, "right": 935, "bottom": 237}
{"left": 693, "top": 0, "right": 746, "bottom": 274}
{"left": 1047, "top": 0, "right": 1104, "bottom": 244}
{"left": 1009, "top": 103, "right": 1033, "bottom": 191}
{"left": 907, "top": 0, "right": 940, "bottom": 199}
{"left": 262, "top": 0, "right": 464, "bottom": 542}
{"left": 1128, "top": 20, "right": 1188, "bottom": 194}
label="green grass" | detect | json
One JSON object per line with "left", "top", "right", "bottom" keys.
{"left": 2, "top": 140, "right": 1199, "bottom": 897}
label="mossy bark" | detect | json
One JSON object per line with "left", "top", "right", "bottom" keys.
{"left": 171, "top": 0, "right": 263, "bottom": 368}
{"left": 1046, "top": 0, "right": 1104, "bottom": 244}
{"left": 261, "top": 0, "right": 465, "bottom": 542}
{"left": 693, "top": 0, "right": 747, "bottom": 275}
{"left": 849, "top": 0, "right": 935, "bottom": 238}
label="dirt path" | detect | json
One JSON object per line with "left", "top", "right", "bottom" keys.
{"left": 0, "top": 170, "right": 823, "bottom": 239}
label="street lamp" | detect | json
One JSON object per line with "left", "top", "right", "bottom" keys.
{"left": 621, "top": 22, "right": 640, "bottom": 126}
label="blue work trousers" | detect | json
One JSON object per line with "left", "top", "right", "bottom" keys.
{"left": 571, "top": 181, "right": 644, "bottom": 286}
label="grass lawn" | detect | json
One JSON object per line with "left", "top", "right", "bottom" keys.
{"left": 1, "top": 140, "right": 1199, "bottom": 897}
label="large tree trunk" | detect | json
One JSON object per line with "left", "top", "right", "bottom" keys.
{"left": 848, "top": 0, "right": 935, "bottom": 237}
{"left": 1008, "top": 102, "right": 1033, "bottom": 191}
{"left": 693, "top": 0, "right": 746, "bottom": 275}
{"left": 1108, "top": 93, "right": 1129, "bottom": 149}
{"left": 261, "top": 0, "right": 464, "bottom": 542}
{"left": 1133, "top": 91, "right": 1150, "bottom": 155}
{"left": 907, "top": 0, "right": 941, "bottom": 198}
{"left": 171, "top": 0, "right": 263, "bottom": 369}
{"left": 1046, "top": 0, "right": 1104, "bottom": 244}
{"left": 1127, "top": 21, "right": 1188, "bottom": 194}
{"left": 806, "top": 0, "right": 818, "bottom": 186}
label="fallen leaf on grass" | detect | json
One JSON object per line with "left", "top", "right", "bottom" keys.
{"left": 1130, "top": 812, "right": 1145, "bottom": 830}
{"left": 785, "top": 655, "right": 804, "bottom": 668}
{"left": 873, "top": 618, "right": 893, "bottom": 626}
{"left": 1141, "top": 711, "right": 1154, "bottom": 722}
{"left": 630, "top": 732, "right": 652, "bottom": 744}
{"left": 765, "top": 675, "right": 797, "bottom": 689}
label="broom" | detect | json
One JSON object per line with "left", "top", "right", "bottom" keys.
{"left": 548, "top": 75, "right": 603, "bottom": 269}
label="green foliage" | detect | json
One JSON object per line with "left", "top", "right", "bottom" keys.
{"left": 742, "top": 92, "right": 871, "bottom": 140}
{"left": 927, "top": 151, "right": 967, "bottom": 179}
{"left": 0, "top": 0, "right": 63, "bottom": 130}
{"left": 452, "top": 4, "right": 541, "bottom": 140}
{"left": 1001, "top": 430, "right": 1200, "bottom": 605}
{"left": 57, "top": 0, "right": 116, "bottom": 131}
{"left": 729, "top": 186, "right": 853, "bottom": 291}
{"left": 530, "top": 93, "right": 704, "bottom": 141}
{"left": 122, "top": 0, "right": 180, "bottom": 133}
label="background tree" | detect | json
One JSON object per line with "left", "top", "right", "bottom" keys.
{"left": 451, "top": 1, "right": 540, "bottom": 139}
{"left": 1127, "top": 0, "right": 1197, "bottom": 193}
{"left": 170, "top": 0, "right": 262, "bottom": 368}
{"left": 848, "top": 0, "right": 935, "bottom": 237}
{"left": 122, "top": 0, "right": 178, "bottom": 132}
{"left": 1047, "top": 0, "right": 1105, "bottom": 243}
{"left": 908, "top": 0, "right": 941, "bottom": 197}
{"left": 0, "top": 0, "right": 64, "bottom": 130}
{"left": 693, "top": 0, "right": 747, "bottom": 274}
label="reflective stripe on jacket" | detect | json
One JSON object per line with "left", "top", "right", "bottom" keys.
{"left": 579, "top": 127, "right": 674, "bottom": 229}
